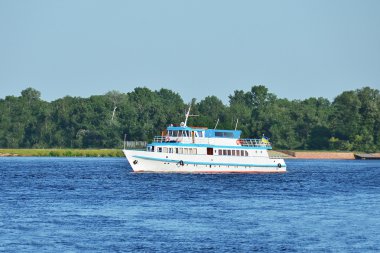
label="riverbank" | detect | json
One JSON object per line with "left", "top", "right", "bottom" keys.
{"left": 0, "top": 149, "right": 124, "bottom": 157}
{"left": 272, "top": 150, "right": 380, "bottom": 160}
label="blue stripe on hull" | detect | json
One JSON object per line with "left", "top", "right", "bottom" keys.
{"left": 132, "top": 155, "right": 286, "bottom": 168}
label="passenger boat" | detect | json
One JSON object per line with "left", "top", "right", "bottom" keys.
{"left": 123, "top": 108, "right": 286, "bottom": 173}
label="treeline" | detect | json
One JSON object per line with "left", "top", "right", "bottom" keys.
{"left": 0, "top": 86, "right": 379, "bottom": 152}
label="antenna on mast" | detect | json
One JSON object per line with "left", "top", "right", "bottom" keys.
{"left": 214, "top": 118, "right": 219, "bottom": 130}
{"left": 234, "top": 118, "right": 239, "bottom": 131}
{"left": 183, "top": 102, "right": 199, "bottom": 127}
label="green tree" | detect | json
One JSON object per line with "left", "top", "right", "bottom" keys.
{"left": 0, "top": 85, "right": 378, "bottom": 151}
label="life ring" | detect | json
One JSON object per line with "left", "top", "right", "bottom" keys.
{"left": 236, "top": 139, "right": 242, "bottom": 145}
{"left": 179, "top": 160, "right": 184, "bottom": 166}
{"left": 165, "top": 136, "right": 170, "bottom": 142}
{"left": 277, "top": 163, "right": 281, "bottom": 168}
{"left": 133, "top": 160, "right": 138, "bottom": 165}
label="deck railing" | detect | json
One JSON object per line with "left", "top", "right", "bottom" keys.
{"left": 153, "top": 136, "right": 193, "bottom": 143}
{"left": 153, "top": 136, "right": 271, "bottom": 148}
{"left": 125, "top": 141, "right": 147, "bottom": 149}
{"left": 153, "top": 136, "right": 166, "bottom": 143}
{"left": 238, "top": 138, "right": 272, "bottom": 148}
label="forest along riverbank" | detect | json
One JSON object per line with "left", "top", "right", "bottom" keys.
{"left": 1, "top": 149, "right": 379, "bottom": 159}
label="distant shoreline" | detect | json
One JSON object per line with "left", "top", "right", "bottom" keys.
{"left": 1, "top": 149, "right": 379, "bottom": 160}
{"left": 0, "top": 149, "right": 124, "bottom": 157}
{"left": 270, "top": 150, "right": 380, "bottom": 160}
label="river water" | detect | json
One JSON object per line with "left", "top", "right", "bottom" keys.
{"left": 0, "top": 158, "right": 379, "bottom": 252}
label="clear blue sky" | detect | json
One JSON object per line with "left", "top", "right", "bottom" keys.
{"left": 1, "top": 0, "right": 379, "bottom": 103}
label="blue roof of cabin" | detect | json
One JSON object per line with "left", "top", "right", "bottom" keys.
{"left": 167, "top": 126, "right": 193, "bottom": 131}
{"left": 205, "top": 129, "right": 241, "bottom": 138}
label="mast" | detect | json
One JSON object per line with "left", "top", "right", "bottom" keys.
{"left": 183, "top": 103, "right": 198, "bottom": 127}
{"left": 214, "top": 118, "right": 219, "bottom": 129}
{"left": 234, "top": 118, "right": 239, "bottom": 131}
{"left": 184, "top": 104, "right": 191, "bottom": 127}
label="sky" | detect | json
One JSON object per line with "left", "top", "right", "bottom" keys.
{"left": 0, "top": 0, "right": 379, "bottom": 103}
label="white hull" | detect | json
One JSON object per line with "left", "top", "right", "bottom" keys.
{"left": 123, "top": 149, "right": 286, "bottom": 173}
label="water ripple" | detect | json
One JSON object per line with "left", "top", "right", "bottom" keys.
{"left": 0, "top": 157, "right": 379, "bottom": 252}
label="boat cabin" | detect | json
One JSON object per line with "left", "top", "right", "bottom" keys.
{"left": 147, "top": 125, "right": 271, "bottom": 157}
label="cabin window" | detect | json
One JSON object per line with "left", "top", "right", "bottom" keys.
{"left": 223, "top": 150, "right": 227, "bottom": 156}
{"left": 184, "top": 148, "right": 189, "bottom": 155}
{"left": 169, "top": 148, "right": 173, "bottom": 153}
{"left": 197, "top": 131, "right": 204, "bottom": 137}
{"left": 218, "top": 150, "right": 222, "bottom": 155}
{"left": 175, "top": 148, "right": 178, "bottom": 154}
{"left": 192, "top": 149, "right": 197, "bottom": 155}
{"left": 158, "top": 147, "right": 162, "bottom": 153}
{"left": 245, "top": 151, "right": 248, "bottom": 156}
{"left": 227, "top": 150, "right": 231, "bottom": 156}
{"left": 232, "top": 150, "right": 235, "bottom": 156}
{"left": 163, "top": 147, "right": 168, "bottom": 153}
{"left": 181, "top": 130, "right": 190, "bottom": 137}
{"left": 226, "top": 132, "right": 233, "bottom": 138}
{"left": 215, "top": 132, "right": 223, "bottom": 137}
{"left": 179, "top": 148, "right": 183, "bottom": 154}
{"left": 215, "top": 132, "right": 234, "bottom": 138}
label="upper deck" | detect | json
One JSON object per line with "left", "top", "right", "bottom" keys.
{"left": 152, "top": 125, "right": 272, "bottom": 149}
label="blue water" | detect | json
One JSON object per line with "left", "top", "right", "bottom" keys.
{"left": 0, "top": 158, "right": 379, "bottom": 252}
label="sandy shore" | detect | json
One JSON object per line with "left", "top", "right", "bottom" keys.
{"left": 273, "top": 151, "right": 380, "bottom": 160}
{"left": 0, "top": 153, "right": 20, "bottom": 157}
{"left": 287, "top": 151, "right": 355, "bottom": 159}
